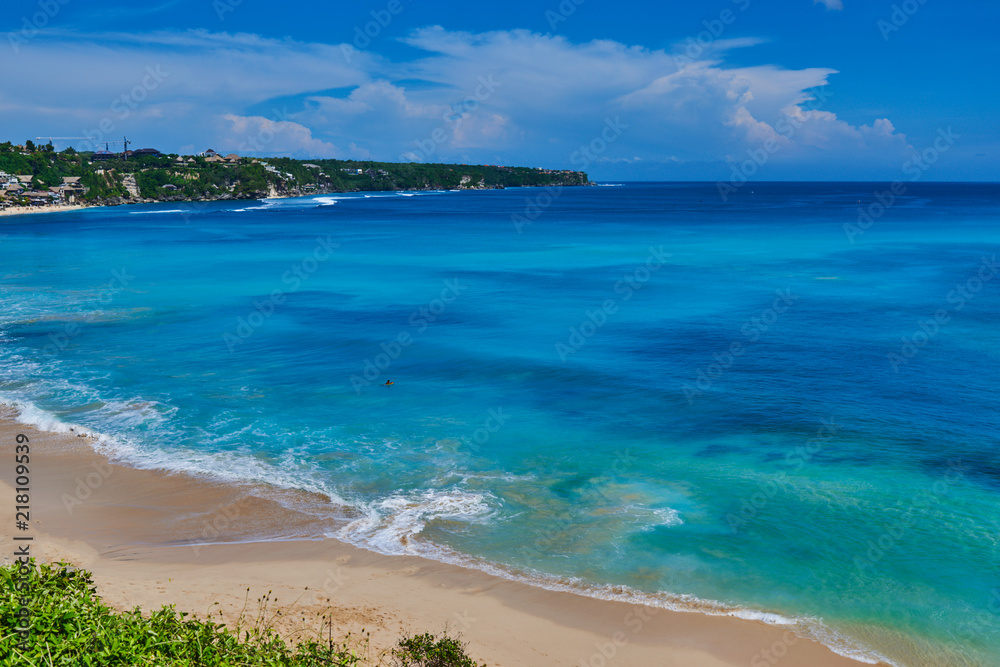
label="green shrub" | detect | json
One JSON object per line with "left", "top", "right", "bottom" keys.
{"left": 1, "top": 561, "right": 484, "bottom": 667}
{"left": 391, "top": 632, "right": 485, "bottom": 667}
{"left": 1, "top": 560, "right": 362, "bottom": 666}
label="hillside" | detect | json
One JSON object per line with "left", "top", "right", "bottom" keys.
{"left": 0, "top": 142, "right": 591, "bottom": 209}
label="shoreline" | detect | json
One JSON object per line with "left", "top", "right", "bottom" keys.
{"left": 0, "top": 182, "right": 591, "bottom": 219}
{"left": 0, "top": 204, "right": 92, "bottom": 217}
{"left": 0, "top": 407, "right": 879, "bottom": 666}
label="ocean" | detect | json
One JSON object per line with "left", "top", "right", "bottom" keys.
{"left": 1, "top": 182, "right": 998, "bottom": 666}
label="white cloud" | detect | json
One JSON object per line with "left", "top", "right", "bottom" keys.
{"left": 218, "top": 114, "right": 339, "bottom": 158}
{"left": 309, "top": 81, "right": 446, "bottom": 121}
{"left": 0, "top": 26, "right": 915, "bottom": 179}
{"left": 815, "top": 0, "right": 844, "bottom": 10}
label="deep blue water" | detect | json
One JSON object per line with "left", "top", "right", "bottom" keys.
{"left": 2, "top": 183, "right": 999, "bottom": 665}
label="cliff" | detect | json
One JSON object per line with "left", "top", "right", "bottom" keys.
{"left": 0, "top": 147, "right": 591, "bottom": 209}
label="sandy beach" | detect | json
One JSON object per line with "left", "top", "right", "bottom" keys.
{"left": 0, "top": 204, "right": 91, "bottom": 217}
{"left": 0, "top": 410, "right": 877, "bottom": 667}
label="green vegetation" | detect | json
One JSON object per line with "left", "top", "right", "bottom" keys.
{"left": 0, "top": 140, "right": 589, "bottom": 207}
{"left": 1, "top": 560, "right": 485, "bottom": 667}
{"left": 392, "top": 633, "right": 484, "bottom": 667}
{"left": 0, "top": 141, "right": 127, "bottom": 200}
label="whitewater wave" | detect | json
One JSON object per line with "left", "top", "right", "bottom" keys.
{"left": 336, "top": 489, "right": 496, "bottom": 555}
{"left": 635, "top": 506, "right": 682, "bottom": 529}
{"left": 1, "top": 396, "right": 143, "bottom": 459}
{"left": 0, "top": 396, "right": 895, "bottom": 667}
{"left": 229, "top": 200, "right": 278, "bottom": 213}
{"left": 332, "top": 490, "right": 890, "bottom": 666}
{"left": 0, "top": 396, "right": 348, "bottom": 507}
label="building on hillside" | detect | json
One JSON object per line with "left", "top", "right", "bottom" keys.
{"left": 92, "top": 150, "right": 116, "bottom": 161}
{"left": 60, "top": 177, "right": 86, "bottom": 200}
{"left": 199, "top": 149, "right": 219, "bottom": 158}
{"left": 225, "top": 153, "right": 240, "bottom": 162}
{"left": 24, "top": 190, "right": 56, "bottom": 206}
{"left": 133, "top": 148, "right": 162, "bottom": 157}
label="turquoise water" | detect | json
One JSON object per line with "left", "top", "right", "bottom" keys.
{"left": 2, "top": 183, "right": 999, "bottom": 665}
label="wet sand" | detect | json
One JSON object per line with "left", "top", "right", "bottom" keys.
{"left": 0, "top": 411, "right": 876, "bottom": 666}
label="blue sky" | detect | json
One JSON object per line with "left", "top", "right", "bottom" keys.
{"left": 2, "top": 0, "right": 996, "bottom": 180}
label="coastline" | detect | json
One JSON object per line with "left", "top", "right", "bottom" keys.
{"left": 0, "top": 408, "right": 877, "bottom": 666}
{"left": 0, "top": 204, "right": 92, "bottom": 217}
{"left": 0, "top": 180, "right": 591, "bottom": 218}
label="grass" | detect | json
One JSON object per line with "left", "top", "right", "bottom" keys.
{"left": 0, "top": 560, "right": 485, "bottom": 667}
